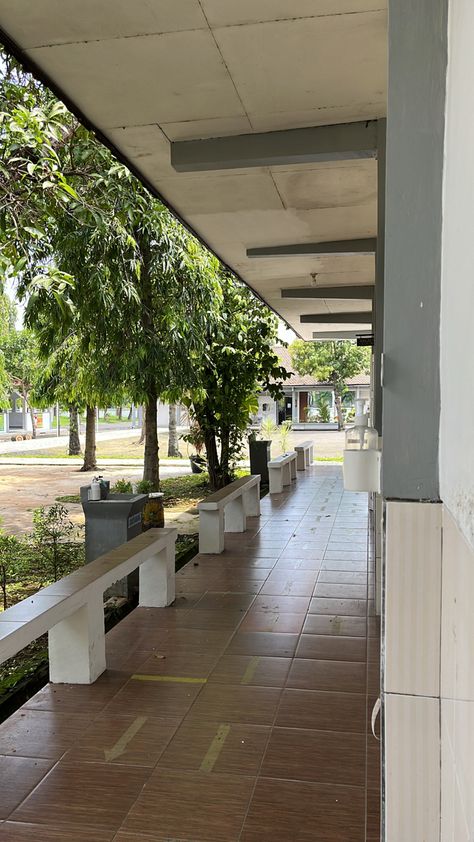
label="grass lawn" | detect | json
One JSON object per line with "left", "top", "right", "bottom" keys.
{"left": 57, "top": 471, "right": 215, "bottom": 508}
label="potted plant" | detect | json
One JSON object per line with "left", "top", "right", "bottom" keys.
{"left": 182, "top": 422, "right": 207, "bottom": 474}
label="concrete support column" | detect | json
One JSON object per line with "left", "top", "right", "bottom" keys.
{"left": 382, "top": 1, "right": 448, "bottom": 839}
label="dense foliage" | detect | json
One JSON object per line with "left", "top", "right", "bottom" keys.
{"left": 185, "top": 276, "right": 289, "bottom": 490}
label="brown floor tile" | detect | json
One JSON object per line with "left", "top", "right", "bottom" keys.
{"left": 194, "top": 592, "right": 256, "bottom": 611}
{"left": 175, "top": 609, "right": 246, "bottom": 630}
{"left": 296, "top": 633, "right": 367, "bottom": 662}
{"left": 273, "top": 556, "right": 323, "bottom": 571}
{"left": 187, "top": 684, "right": 281, "bottom": 726}
{"left": 317, "top": 571, "right": 368, "bottom": 585}
{"left": 105, "top": 647, "right": 151, "bottom": 673}
{"left": 150, "top": 627, "right": 233, "bottom": 655}
{"left": 321, "top": 560, "right": 368, "bottom": 572}
{"left": 0, "top": 709, "right": 92, "bottom": 759}
{"left": 287, "top": 658, "right": 367, "bottom": 693}
{"left": 122, "top": 769, "right": 254, "bottom": 841}
{"left": 226, "top": 631, "right": 299, "bottom": 658}
{"left": 159, "top": 720, "right": 270, "bottom": 776}
{"left": 0, "top": 824, "right": 114, "bottom": 841}
{"left": 367, "top": 741, "right": 381, "bottom": 790}
{"left": 133, "top": 651, "right": 219, "bottom": 678}
{"left": 303, "top": 614, "right": 368, "bottom": 637}
{"left": 65, "top": 714, "right": 179, "bottom": 767}
{"left": 251, "top": 595, "right": 311, "bottom": 613}
{"left": 0, "top": 757, "right": 54, "bottom": 818}
{"left": 309, "top": 597, "right": 368, "bottom": 616}
{"left": 172, "top": 593, "right": 205, "bottom": 608}
{"left": 313, "top": 582, "right": 367, "bottom": 599}
{"left": 240, "top": 777, "right": 365, "bottom": 842}
{"left": 208, "top": 654, "right": 291, "bottom": 687}
{"left": 23, "top": 672, "right": 127, "bottom": 715}
{"left": 12, "top": 761, "right": 148, "bottom": 831}
{"left": 262, "top": 727, "right": 366, "bottom": 786}
{"left": 239, "top": 610, "right": 305, "bottom": 634}
{"left": 260, "top": 571, "right": 318, "bottom": 597}
{"left": 367, "top": 788, "right": 381, "bottom": 838}
{"left": 276, "top": 689, "right": 366, "bottom": 733}
{"left": 104, "top": 677, "right": 203, "bottom": 718}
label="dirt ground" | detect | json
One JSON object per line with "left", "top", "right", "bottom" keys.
{"left": 0, "top": 464, "right": 191, "bottom": 535}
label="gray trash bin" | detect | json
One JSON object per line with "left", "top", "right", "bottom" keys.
{"left": 249, "top": 439, "right": 271, "bottom": 485}
{"left": 80, "top": 486, "right": 148, "bottom": 598}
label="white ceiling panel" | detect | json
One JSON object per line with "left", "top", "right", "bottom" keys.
{"left": 273, "top": 162, "right": 377, "bottom": 210}
{"left": 201, "top": 0, "right": 387, "bottom": 28}
{"left": 26, "top": 29, "right": 243, "bottom": 128}
{"left": 214, "top": 13, "right": 387, "bottom": 120}
{"left": 249, "top": 101, "right": 385, "bottom": 133}
{"left": 161, "top": 115, "right": 253, "bottom": 141}
{"left": 157, "top": 172, "right": 284, "bottom": 214}
{"left": 0, "top": 0, "right": 207, "bottom": 48}
{"left": 105, "top": 125, "right": 172, "bottom": 179}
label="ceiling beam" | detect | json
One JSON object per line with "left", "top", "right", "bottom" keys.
{"left": 300, "top": 312, "right": 373, "bottom": 324}
{"left": 171, "top": 121, "right": 378, "bottom": 172}
{"left": 247, "top": 238, "right": 376, "bottom": 258}
{"left": 312, "top": 330, "right": 372, "bottom": 340}
{"left": 281, "top": 285, "right": 374, "bottom": 300}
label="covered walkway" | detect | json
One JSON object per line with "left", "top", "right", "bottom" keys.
{"left": 0, "top": 466, "right": 379, "bottom": 841}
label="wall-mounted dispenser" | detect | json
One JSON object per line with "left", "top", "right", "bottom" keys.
{"left": 343, "top": 399, "right": 381, "bottom": 492}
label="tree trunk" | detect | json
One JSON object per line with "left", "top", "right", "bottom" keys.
{"left": 68, "top": 405, "right": 81, "bottom": 455}
{"left": 168, "top": 404, "right": 181, "bottom": 457}
{"left": 138, "top": 406, "right": 146, "bottom": 444}
{"left": 143, "top": 394, "right": 159, "bottom": 489}
{"left": 116, "top": 406, "right": 123, "bottom": 421}
{"left": 205, "top": 432, "right": 223, "bottom": 492}
{"left": 81, "top": 405, "right": 97, "bottom": 471}
{"left": 127, "top": 405, "right": 133, "bottom": 421}
{"left": 28, "top": 401, "right": 37, "bottom": 439}
{"left": 334, "top": 389, "right": 345, "bottom": 431}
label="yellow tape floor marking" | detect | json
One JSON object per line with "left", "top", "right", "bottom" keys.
{"left": 131, "top": 674, "right": 207, "bottom": 684}
{"left": 200, "top": 724, "right": 231, "bottom": 773}
{"left": 104, "top": 715, "right": 147, "bottom": 762}
{"left": 240, "top": 656, "right": 260, "bottom": 685}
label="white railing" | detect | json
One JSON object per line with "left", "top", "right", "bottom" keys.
{"left": 0, "top": 528, "right": 176, "bottom": 685}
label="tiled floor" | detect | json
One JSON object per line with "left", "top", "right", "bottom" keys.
{"left": 0, "top": 466, "right": 381, "bottom": 841}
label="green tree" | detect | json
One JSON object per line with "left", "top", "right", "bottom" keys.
{"left": 0, "top": 51, "right": 80, "bottom": 291}
{"left": 291, "top": 340, "right": 370, "bottom": 430}
{"left": 2, "top": 329, "right": 41, "bottom": 436}
{"left": 186, "top": 275, "right": 289, "bottom": 490}
{"left": 0, "top": 530, "right": 28, "bottom": 610}
{"left": 30, "top": 504, "right": 80, "bottom": 583}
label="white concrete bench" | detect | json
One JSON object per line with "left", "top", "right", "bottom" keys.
{"left": 198, "top": 474, "right": 261, "bottom": 554}
{"left": 295, "top": 440, "right": 314, "bottom": 470}
{"left": 268, "top": 452, "right": 297, "bottom": 494}
{"left": 0, "top": 528, "right": 176, "bottom": 685}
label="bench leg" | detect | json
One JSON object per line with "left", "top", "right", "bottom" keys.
{"left": 225, "top": 496, "right": 247, "bottom": 532}
{"left": 244, "top": 482, "right": 261, "bottom": 517}
{"left": 283, "top": 463, "right": 291, "bottom": 486}
{"left": 49, "top": 592, "right": 106, "bottom": 685}
{"left": 269, "top": 467, "right": 283, "bottom": 494}
{"left": 290, "top": 457, "right": 297, "bottom": 481}
{"left": 199, "top": 509, "right": 225, "bottom": 554}
{"left": 296, "top": 450, "right": 306, "bottom": 471}
{"left": 139, "top": 543, "right": 175, "bottom": 608}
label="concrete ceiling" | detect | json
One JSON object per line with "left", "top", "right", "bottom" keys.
{"left": 0, "top": 0, "right": 387, "bottom": 339}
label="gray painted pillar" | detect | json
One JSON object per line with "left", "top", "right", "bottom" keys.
{"left": 382, "top": 0, "right": 448, "bottom": 501}
{"left": 373, "top": 119, "right": 386, "bottom": 435}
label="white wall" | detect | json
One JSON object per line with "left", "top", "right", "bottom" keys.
{"left": 439, "top": 4, "right": 474, "bottom": 839}
{"left": 439, "top": 0, "right": 474, "bottom": 549}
